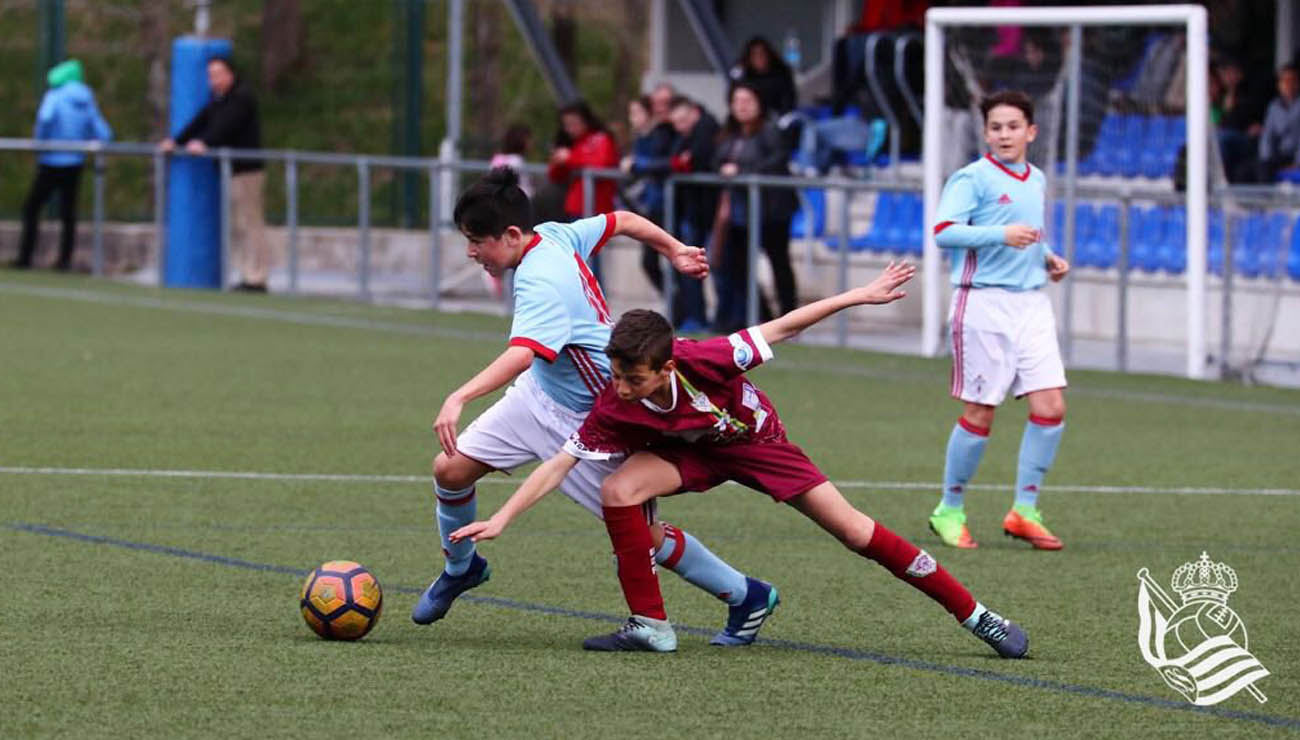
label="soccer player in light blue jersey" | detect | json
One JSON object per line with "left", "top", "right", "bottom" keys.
{"left": 411, "top": 168, "right": 778, "bottom": 646}
{"left": 927, "top": 91, "right": 1071, "bottom": 551}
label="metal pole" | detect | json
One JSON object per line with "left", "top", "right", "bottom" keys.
{"left": 358, "top": 158, "right": 371, "bottom": 301}
{"left": 921, "top": 18, "right": 943, "bottom": 356}
{"left": 1062, "top": 24, "right": 1081, "bottom": 364}
{"left": 836, "top": 184, "right": 851, "bottom": 347}
{"left": 1116, "top": 198, "right": 1129, "bottom": 372}
{"left": 154, "top": 150, "right": 166, "bottom": 286}
{"left": 1186, "top": 8, "right": 1210, "bottom": 379}
{"left": 662, "top": 178, "right": 676, "bottom": 319}
{"left": 746, "top": 179, "right": 760, "bottom": 328}
{"left": 429, "top": 162, "right": 442, "bottom": 310}
{"left": 445, "top": 0, "right": 464, "bottom": 148}
{"left": 582, "top": 168, "right": 595, "bottom": 216}
{"left": 286, "top": 155, "right": 299, "bottom": 294}
{"left": 864, "top": 32, "right": 901, "bottom": 180}
{"left": 1220, "top": 212, "right": 1234, "bottom": 378}
{"left": 220, "top": 152, "right": 232, "bottom": 289}
{"left": 91, "top": 151, "right": 104, "bottom": 276}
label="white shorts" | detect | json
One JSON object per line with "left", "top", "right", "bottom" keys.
{"left": 456, "top": 370, "right": 630, "bottom": 519}
{"left": 948, "top": 287, "right": 1067, "bottom": 406}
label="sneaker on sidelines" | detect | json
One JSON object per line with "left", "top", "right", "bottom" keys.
{"left": 928, "top": 504, "right": 978, "bottom": 549}
{"left": 710, "top": 577, "right": 780, "bottom": 646}
{"left": 410, "top": 553, "right": 491, "bottom": 624}
{"left": 582, "top": 616, "right": 678, "bottom": 652}
{"left": 970, "top": 609, "right": 1029, "bottom": 658}
{"left": 1002, "top": 505, "right": 1063, "bottom": 550}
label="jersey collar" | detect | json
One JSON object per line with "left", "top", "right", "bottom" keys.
{"left": 519, "top": 232, "right": 543, "bottom": 260}
{"left": 640, "top": 373, "right": 679, "bottom": 414}
{"left": 984, "top": 153, "right": 1030, "bottom": 182}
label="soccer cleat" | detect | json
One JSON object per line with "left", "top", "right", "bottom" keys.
{"left": 1002, "top": 506, "right": 1063, "bottom": 550}
{"left": 709, "top": 577, "right": 780, "bottom": 646}
{"left": 970, "top": 609, "right": 1029, "bottom": 659}
{"left": 928, "top": 505, "right": 978, "bottom": 549}
{"left": 410, "top": 553, "right": 491, "bottom": 624}
{"left": 582, "top": 616, "right": 678, "bottom": 652}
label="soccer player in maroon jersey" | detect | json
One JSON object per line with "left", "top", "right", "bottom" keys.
{"left": 451, "top": 262, "right": 1028, "bottom": 657}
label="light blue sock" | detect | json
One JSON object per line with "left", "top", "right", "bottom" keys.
{"left": 1014, "top": 416, "right": 1065, "bottom": 509}
{"left": 656, "top": 524, "right": 749, "bottom": 606}
{"left": 941, "top": 419, "right": 989, "bottom": 509}
{"left": 961, "top": 601, "right": 989, "bottom": 631}
{"left": 435, "top": 483, "right": 477, "bottom": 576}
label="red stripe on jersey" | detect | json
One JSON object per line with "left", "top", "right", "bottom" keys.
{"left": 934, "top": 220, "right": 955, "bottom": 234}
{"left": 509, "top": 337, "right": 558, "bottom": 363}
{"left": 1029, "top": 414, "right": 1063, "bottom": 426}
{"left": 950, "top": 251, "right": 977, "bottom": 398}
{"left": 984, "top": 153, "right": 1031, "bottom": 182}
{"left": 592, "top": 212, "right": 618, "bottom": 257}
{"left": 658, "top": 524, "right": 687, "bottom": 569}
{"left": 572, "top": 346, "right": 609, "bottom": 389}
{"left": 572, "top": 252, "right": 613, "bottom": 325}
{"left": 565, "top": 347, "right": 601, "bottom": 397}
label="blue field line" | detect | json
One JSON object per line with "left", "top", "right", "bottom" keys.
{"left": 6, "top": 520, "right": 1296, "bottom": 732}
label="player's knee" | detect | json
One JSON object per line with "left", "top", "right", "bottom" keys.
{"left": 433, "top": 452, "right": 472, "bottom": 489}
{"left": 1030, "top": 394, "right": 1066, "bottom": 421}
{"left": 600, "top": 475, "right": 642, "bottom": 507}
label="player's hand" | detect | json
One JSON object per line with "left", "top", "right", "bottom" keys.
{"left": 719, "top": 162, "right": 740, "bottom": 177}
{"left": 671, "top": 246, "right": 710, "bottom": 279}
{"left": 1046, "top": 253, "right": 1070, "bottom": 282}
{"left": 449, "top": 516, "right": 505, "bottom": 544}
{"left": 185, "top": 139, "right": 207, "bottom": 155}
{"left": 853, "top": 260, "right": 916, "bottom": 304}
{"left": 433, "top": 394, "right": 465, "bottom": 456}
{"left": 551, "top": 147, "right": 571, "bottom": 165}
{"left": 620, "top": 155, "right": 634, "bottom": 173}
{"left": 1003, "top": 224, "right": 1040, "bottom": 248}
{"left": 158, "top": 138, "right": 175, "bottom": 153}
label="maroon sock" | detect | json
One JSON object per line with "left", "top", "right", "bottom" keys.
{"left": 859, "top": 522, "right": 976, "bottom": 622}
{"left": 603, "top": 504, "right": 666, "bottom": 620}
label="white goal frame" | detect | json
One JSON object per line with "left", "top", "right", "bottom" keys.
{"left": 922, "top": 4, "right": 1210, "bottom": 379}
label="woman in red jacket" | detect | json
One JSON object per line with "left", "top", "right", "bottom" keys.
{"left": 548, "top": 100, "right": 619, "bottom": 221}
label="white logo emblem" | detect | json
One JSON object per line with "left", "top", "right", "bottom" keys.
{"left": 905, "top": 550, "right": 936, "bottom": 578}
{"left": 1136, "top": 552, "right": 1269, "bottom": 706}
{"left": 728, "top": 334, "right": 753, "bottom": 369}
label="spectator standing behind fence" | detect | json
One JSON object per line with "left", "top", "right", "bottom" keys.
{"left": 666, "top": 96, "right": 718, "bottom": 333}
{"left": 159, "top": 57, "right": 267, "bottom": 292}
{"left": 490, "top": 124, "right": 534, "bottom": 196}
{"left": 622, "top": 97, "right": 675, "bottom": 311}
{"left": 1255, "top": 63, "right": 1300, "bottom": 182}
{"left": 713, "top": 83, "right": 798, "bottom": 334}
{"left": 548, "top": 100, "right": 618, "bottom": 221}
{"left": 12, "top": 59, "right": 111, "bottom": 271}
{"left": 729, "top": 37, "right": 798, "bottom": 118}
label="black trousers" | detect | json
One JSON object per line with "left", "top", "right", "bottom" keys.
{"left": 19, "top": 164, "right": 83, "bottom": 268}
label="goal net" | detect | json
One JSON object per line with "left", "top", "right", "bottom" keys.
{"left": 923, "top": 5, "right": 1221, "bottom": 380}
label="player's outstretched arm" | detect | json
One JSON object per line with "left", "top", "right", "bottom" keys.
{"left": 449, "top": 451, "right": 580, "bottom": 543}
{"left": 435, "top": 345, "right": 535, "bottom": 456}
{"left": 757, "top": 261, "right": 916, "bottom": 345}
{"left": 611, "top": 210, "right": 709, "bottom": 279}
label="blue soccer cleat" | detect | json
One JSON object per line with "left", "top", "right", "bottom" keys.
{"left": 970, "top": 608, "right": 1029, "bottom": 658}
{"left": 582, "top": 616, "right": 678, "bottom": 652}
{"left": 410, "top": 553, "right": 491, "bottom": 625}
{"left": 709, "top": 577, "right": 780, "bottom": 646}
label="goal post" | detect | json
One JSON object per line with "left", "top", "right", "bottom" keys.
{"left": 922, "top": 4, "right": 1210, "bottom": 379}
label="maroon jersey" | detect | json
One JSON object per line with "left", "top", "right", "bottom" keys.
{"left": 564, "top": 327, "right": 782, "bottom": 460}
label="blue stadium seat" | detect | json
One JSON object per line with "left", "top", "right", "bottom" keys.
{"left": 1072, "top": 203, "right": 1097, "bottom": 265}
{"left": 1119, "top": 116, "right": 1145, "bottom": 178}
{"left": 1258, "top": 212, "right": 1288, "bottom": 278}
{"left": 1093, "top": 204, "right": 1120, "bottom": 268}
{"left": 903, "top": 193, "right": 924, "bottom": 255}
{"left": 1159, "top": 206, "right": 1187, "bottom": 274}
{"left": 1232, "top": 212, "right": 1263, "bottom": 278}
{"left": 1289, "top": 215, "right": 1300, "bottom": 280}
{"left": 790, "top": 188, "right": 827, "bottom": 238}
{"left": 1140, "top": 116, "right": 1167, "bottom": 179}
{"left": 1131, "top": 207, "right": 1161, "bottom": 272}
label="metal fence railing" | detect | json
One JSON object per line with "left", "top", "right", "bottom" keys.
{"left": 3, "top": 137, "right": 1300, "bottom": 381}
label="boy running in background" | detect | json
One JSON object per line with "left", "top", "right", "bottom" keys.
{"left": 452, "top": 262, "right": 1029, "bottom": 658}
{"left": 928, "top": 90, "right": 1071, "bottom": 551}
{"left": 412, "top": 167, "right": 778, "bottom": 647}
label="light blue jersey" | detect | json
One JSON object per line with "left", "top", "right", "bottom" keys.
{"left": 934, "top": 154, "right": 1052, "bottom": 291}
{"left": 508, "top": 213, "right": 619, "bottom": 413}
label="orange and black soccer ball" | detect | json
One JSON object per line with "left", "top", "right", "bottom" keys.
{"left": 299, "top": 561, "right": 383, "bottom": 640}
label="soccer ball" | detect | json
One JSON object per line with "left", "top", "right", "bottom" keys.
{"left": 299, "top": 561, "right": 383, "bottom": 640}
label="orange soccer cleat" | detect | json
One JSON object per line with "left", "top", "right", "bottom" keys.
{"left": 1002, "top": 506, "right": 1063, "bottom": 550}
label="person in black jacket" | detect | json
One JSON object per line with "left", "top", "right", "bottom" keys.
{"left": 729, "top": 37, "right": 797, "bottom": 117}
{"left": 665, "top": 96, "right": 719, "bottom": 332}
{"left": 159, "top": 56, "right": 268, "bottom": 292}
{"left": 713, "top": 83, "right": 798, "bottom": 334}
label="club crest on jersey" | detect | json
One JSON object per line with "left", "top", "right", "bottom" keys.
{"left": 690, "top": 392, "right": 713, "bottom": 413}
{"left": 997, "top": 193, "right": 1013, "bottom": 205}
{"left": 728, "top": 333, "right": 754, "bottom": 369}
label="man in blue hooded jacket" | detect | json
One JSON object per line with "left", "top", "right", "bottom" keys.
{"left": 13, "top": 59, "right": 112, "bottom": 271}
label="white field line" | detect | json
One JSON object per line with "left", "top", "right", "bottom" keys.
{"left": 5, "top": 280, "right": 1300, "bottom": 417}
{"left": 1, "top": 465, "right": 1297, "bottom": 496}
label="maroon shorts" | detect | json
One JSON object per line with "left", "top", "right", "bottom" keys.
{"left": 651, "top": 437, "right": 828, "bottom": 502}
